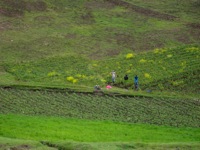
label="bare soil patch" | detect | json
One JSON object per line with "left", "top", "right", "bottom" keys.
{"left": 25, "top": 1, "right": 47, "bottom": 12}
{"left": 114, "top": 33, "right": 136, "bottom": 49}
{"left": 34, "top": 16, "right": 54, "bottom": 23}
{"left": 0, "top": 0, "right": 47, "bottom": 17}
{"left": 89, "top": 48, "right": 120, "bottom": 60}
{"left": 85, "top": 0, "right": 115, "bottom": 10}
{"left": 110, "top": 28, "right": 196, "bottom": 53}
{"left": 10, "top": 145, "right": 31, "bottom": 150}
{"left": 0, "top": 7, "right": 24, "bottom": 17}
{"left": 187, "top": 23, "right": 200, "bottom": 29}
{"left": 0, "top": 21, "right": 12, "bottom": 31}
{"left": 104, "top": 0, "right": 177, "bottom": 21}
{"left": 65, "top": 33, "right": 77, "bottom": 39}
{"left": 79, "top": 9, "right": 95, "bottom": 24}
{"left": 189, "top": 29, "right": 200, "bottom": 41}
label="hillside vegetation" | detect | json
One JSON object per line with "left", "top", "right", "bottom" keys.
{"left": 1, "top": 88, "right": 200, "bottom": 127}
{"left": 0, "top": 1, "right": 199, "bottom": 91}
{"left": 0, "top": 0, "right": 200, "bottom": 149}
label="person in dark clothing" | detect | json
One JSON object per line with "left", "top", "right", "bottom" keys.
{"left": 94, "top": 85, "right": 101, "bottom": 91}
{"left": 124, "top": 74, "right": 128, "bottom": 88}
{"left": 124, "top": 74, "right": 128, "bottom": 80}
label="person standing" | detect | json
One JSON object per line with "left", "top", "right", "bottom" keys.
{"left": 124, "top": 74, "right": 128, "bottom": 81}
{"left": 134, "top": 75, "right": 138, "bottom": 90}
{"left": 124, "top": 74, "right": 129, "bottom": 88}
{"left": 111, "top": 70, "right": 116, "bottom": 83}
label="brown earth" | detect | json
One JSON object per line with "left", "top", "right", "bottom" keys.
{"left": 104, "top": 0, "right": 177, "bottom": 21}
{"left": 114, "top": 33, "right": 136, "bottom": 49}
{"left": 80, "top": 9, "right": 95, "bottom": 24}
{"left": 187, "top": 23, "right": 200, "bottom": 29}
{"left": 89, "top": 46, "right": 120, "bottom": 60}
{"left": 184, "top": 23, "right": 200, "bottom": 42}
{"left": 65, "top": 33, "right": 77, "bottom": 39}
{"left": 109, "top": 28, "right": 194, "bottom": 52}
{"left": 34, "top": 16, "right": 54, "bottom": 23}
{"left": 0, "top": 20, "right": 12, "bottom": 31}
{"left": 3, "top": 145, "right": 31, "bottom": 150}
{"left": 85, "top": 0, "right": 115, "bottom": 10}
{"left": 0, "top": 0, "right": 47, "bottom": 17}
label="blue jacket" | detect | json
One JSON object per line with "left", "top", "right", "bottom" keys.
{"left": 134, "top": 76, "right": 138, "bottom": 83}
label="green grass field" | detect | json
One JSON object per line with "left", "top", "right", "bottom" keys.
{"left": 0, "top": 0, "right": 200, "bottom": 149}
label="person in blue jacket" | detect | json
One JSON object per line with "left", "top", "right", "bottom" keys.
{"left": 134, "top": 75, "right": 138, "bottom": 90}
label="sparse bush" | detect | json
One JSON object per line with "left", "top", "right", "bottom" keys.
{"left": 47, "top": 71, "right": 59, "bottom": 77}
{"left": 66, "top": 76, "right": 78, "bottom": 84}
{"left": 144, "top": 73, "right": 151, "bottom": 79}
{"left": 139, "top": 59, "right": 147, "bottom": 63}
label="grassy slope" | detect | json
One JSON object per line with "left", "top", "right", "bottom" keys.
{"left": 1, "top": 88, "right": 200, "bottom": 127}
{"left": 0, "top": 114, "right": 200, "bottom": 150}
{"left": 0, "top": 0, "right": 200, "bottom": 149}
{"left": 0, "top": 88, "right": 200, "bottom": 149}
{"left": 3, "top": 45, "right": 200, "bottom": 96}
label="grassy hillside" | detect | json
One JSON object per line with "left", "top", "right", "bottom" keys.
{"left": 1, "top": 88, "right": 200, "bottom": 149}
{"left": 2, "top": 113, "right": 199, "bottom": 142}
{"left": 2, "top": 45, "right": 200, "bottom": 95}
{"left": 0, "top": 0, "right": 199, "bottom": 95}
{"left": 0, "top": 0, "right": 200, "bottom": 149}
{"left": 1, "top": 88, "right": 200, "bottom": 127}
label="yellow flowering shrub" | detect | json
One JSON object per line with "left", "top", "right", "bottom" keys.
{"left": 48, "top": 71, "right": 59, "bottom": 77}
{"left": 144, "top": 73, "right": 151, "bottom": 78}
{"left": 67, "top": 76, "right": 78, "bottom": 83}
{"left": 126, "top": 53, "right": 135, "bottom": 59}
{"left": 75, "top": 74, "right": 81, "bottom": 78}
{"left": 139, "top": 59, "right": 147, "bottom": 63}
{"left": 66, "top": 76, "right": 74, "bottom": 82}
{"left": 72, "top": 79, "right": 78, "bottom": 83}
{"left": 153, "top": 48, "right": 167, "bottom": 54}
{"left": 126, "top": 70, "right": 131, "bottom": 73}
{"left": 101, "top": 79, "right": 106, "bottom": 83}
{"left": 186, "top": 47, "right": 199, "bottom": 52}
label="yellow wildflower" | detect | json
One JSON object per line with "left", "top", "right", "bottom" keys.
{"left": 101, "top": 79, "right": 106, "bottom": 83}
{"left": 144, "top": 73, "right": 151, "bottom": 78}
{"left": 66, "top": 76, "right": 74, "bottom": 81}
{"left": 48, "top": 71, "right": 59, "bottom": 77}
{"left": 72, "top": 79, "right": 78, "bottom": 83}
{"left": 126, "top": 53, "right": 135, "bottom": 59}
